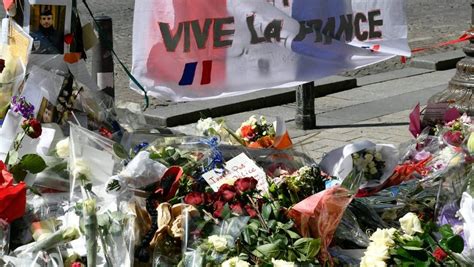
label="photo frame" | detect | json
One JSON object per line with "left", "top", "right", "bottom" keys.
{"left": 22, "top": 0, "right": 73, "bottom": 72}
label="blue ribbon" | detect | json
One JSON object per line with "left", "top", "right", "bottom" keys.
{"left": 199, "top": 136, "right": 225, "bottom": 173}
{"left": 133, "top": 141, "right": 150, "bottom": 155}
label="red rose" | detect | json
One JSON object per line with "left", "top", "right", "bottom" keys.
{"left": 443, "top": 131, "right": 463, "bottom": 146}
{"left": 230, "top": 202, "right": 244, "bottom": 215}
{"left": 213, "top": 200, "right": 225, "bottom": 218}
{"left": 0, "top": 161, "right": 27, "bottom": 222}
{"left": 234, "top": 177, "right": 258, "bottom": 192}
{"left": 99, "top": 127, "right": 113, "bottom": 139}
{"left": 21, "top": 118, "right": 42, "bottom": 139}
{"left": 184, "top": 192, "right": 204, "bottom": 206}
{"left": 433, "top": 247, "right": 448, "bottom": 262}
{"left": 204, "top": 192, "right": 216, "bottom": 204}
{"left": 244, "top": 204, "right": 258, "bottom": 218}
{"left": 240, "top": 125, "right": 255, "bottom": 140}
{"left": 64, "top": 33, "right": 74, "bottom": 45}
{"left": 217, "top": 184, "right": 237, "bottom": 202}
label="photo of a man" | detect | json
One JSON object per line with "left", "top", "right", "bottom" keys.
{"left": 30, "top": 5, "right": 65, "bottom": 54}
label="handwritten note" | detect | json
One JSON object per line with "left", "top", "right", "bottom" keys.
{"left": 202, "top": 153, "right": 269, "bottom": 193}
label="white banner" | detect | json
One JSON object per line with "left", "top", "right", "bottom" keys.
{"left": 132, "top": 0, "right": 410, "bottom": 101}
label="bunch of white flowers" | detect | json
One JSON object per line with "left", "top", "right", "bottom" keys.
{"left": 271, "top": 258, "right": 296, "bottom": 267}
{"left": 360, "top": 213, "right": 424, "bottom": 267}
{"left": 360, "top": 228, "right": 397, "bottom": 267}
{"left": 352, "top": 149, "right": 384, "bottom": 180}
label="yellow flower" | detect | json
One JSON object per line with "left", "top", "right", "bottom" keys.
{"left": 399, "top": 212, "right": 423, "bottom": 236}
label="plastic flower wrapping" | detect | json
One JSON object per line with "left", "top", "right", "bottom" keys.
{"left": 0, "top": 20, "right": 474, "bottom": 265}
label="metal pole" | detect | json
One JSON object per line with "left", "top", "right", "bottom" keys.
{"left": 92, "top": 16, "right": 114, "bottom": 99}
{"left": 295, "top": 82, "right": 316, "bottom": 129}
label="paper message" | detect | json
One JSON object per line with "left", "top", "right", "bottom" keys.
{"left": 202, "top": 153, "right": 269, "bottom": 192}
{"left": 224, "top": 153, "right": 269, "bottom": 193}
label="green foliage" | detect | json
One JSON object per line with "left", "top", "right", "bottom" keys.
{"left": 240, "top": 202, "right": 320, "bottom": 265}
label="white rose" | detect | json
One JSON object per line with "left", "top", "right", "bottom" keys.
{"left": 221, "top": 257, "right": 250, "bottom": 267}
{"left": 374, "top": 152, "right": 383, "bottom": 161}
{"left": 55, "top": 138, "right": 69, "bottom": 158}
{"left": 369, "top": 167, "right": 378, "bottom": 175}
{"left": 72, "top": 159, "right": 91, "bottom": 179}
{"left": 399, "top": 212, "right": 423, "bottom": 236}
{"left": 208, "top": 235, "right": 228, "bottom": 252}
{"left": 364, "top": 153, "right": 374, "bottom": 162}
{"left": 361, "top": 243, "right": 390, "bottom": 266}
{"left": 271, "top": 258, "right": 295, "bottom": 267}
{"left": 369, "top": 228, "right": 396, "bottom": 247}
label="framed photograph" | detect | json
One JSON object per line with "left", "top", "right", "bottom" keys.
{"left": 21, "top": 0, "right": 72, "bottom": 72}
{"left": 37, "top": 96, "right": 58, "bottom": 123}
{"left": 29, "top": 4, "right": 66, "bottom": 54}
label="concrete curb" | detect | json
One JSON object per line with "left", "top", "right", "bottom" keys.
{"left": 142, "top": 50, "right": 464, "bottom": 127}
{"left": 410, "top": 50, "right": 465, "bottom": 70}
{"left": 144, "top": 76, "right": 357, "bottom": 127}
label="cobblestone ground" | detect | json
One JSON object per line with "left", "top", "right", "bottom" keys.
{"left": 292, "top": 109, "right": 414, "bottom": 161}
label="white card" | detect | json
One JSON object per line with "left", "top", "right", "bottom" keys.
{"left": 224, "top": 153, "right": 269, "bottom": 193}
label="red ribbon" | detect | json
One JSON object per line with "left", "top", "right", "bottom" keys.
{"left": 401, "top": 32, "right": 474, "bottom": 63}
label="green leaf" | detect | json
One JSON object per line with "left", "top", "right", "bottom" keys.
{"left": 20, "top": 154, "right": 47, "bottom": 174}
{"left": 438, "top": 224, "right": 454, "bottom": 239}
{"left": 9, "top": 164, "right": 27, "bottom": 182}
{"left": 446, "top": 235, "right": 464, "bottom": 253}
{"left": 286, "top": 230, "right": 301, "bottom": 239}
{"left": 293, "top": 238, "right": 321, "bottom": 259}
{"left": 221, "top": 203, "right": 231, "bottom": 220}
{"left": 272, "top": 201, "right": 281, "bottom": 218}
{"left": 252, "top": 243, "right": 281, "bottom": 259}
{"left": 113, "top": 143, "right": 129, "bottom": 159}
{"left": 262, "top": 204, "right": 272, "bottom": 221}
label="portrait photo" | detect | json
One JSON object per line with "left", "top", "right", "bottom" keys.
{"left": 29, "top": 4, "right": 66, "bottom": 54}
{"left": 37, "top": 97, "right": 58, "bottom": 123}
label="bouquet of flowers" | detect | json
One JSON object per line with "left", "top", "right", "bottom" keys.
{"left": 352, "top": 149, "right": 385, "bottom": 181}
{"left": 232, "top": 115, "right": 292, "bottom": 150}
{"left": 360, "top": 212, "right": 466, "bottom": 266}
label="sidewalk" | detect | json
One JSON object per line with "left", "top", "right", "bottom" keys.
{"left": 169, "top": 66, "right": 457, "bottom": 161}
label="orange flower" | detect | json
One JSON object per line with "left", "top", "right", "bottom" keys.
{"left": 240, "top": 125, "right": 255, "bottom": 140}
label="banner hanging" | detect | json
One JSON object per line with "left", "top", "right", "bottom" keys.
{"left": 132, "top": 0, "right": 410, "bottom": 101}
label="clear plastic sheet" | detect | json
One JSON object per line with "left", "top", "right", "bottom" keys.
{"left": 181, "top": 216, "right": 250, "bottom": 267}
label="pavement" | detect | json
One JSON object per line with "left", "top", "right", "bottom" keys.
{"left": 158, "top": 51, "right": 462, "bottom": 162}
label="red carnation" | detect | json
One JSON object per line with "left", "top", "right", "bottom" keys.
{"left": 217, "top": 184, "right": 237, "bottom": 202}
{"left": 184, "top": 192, "right": 204, "bottom": 206}
{"left": 230, "top": 202, "right": 244, "bottom": 215}
{"left": 234, "top": 177, "right": 258, "bottom": 192}
{"left": 21, "top": 118, "right": 42, "bottom": 139}
{"left": 245, "top": 204, "right": 258, "bottom": 218}
{"left": 240, "top": 125, "right": 255, "bottom": 140}
{"left": 433, "top": 247, "right": 448, "bottom": 262}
